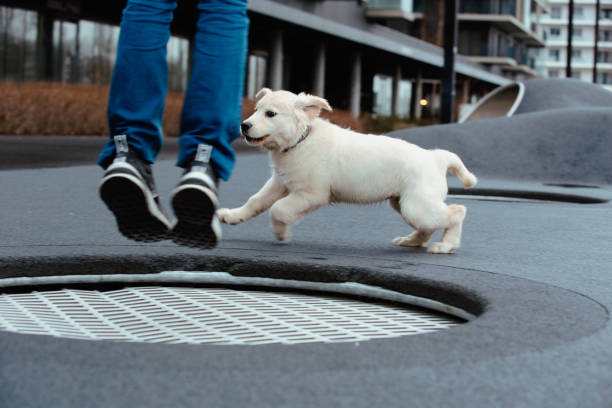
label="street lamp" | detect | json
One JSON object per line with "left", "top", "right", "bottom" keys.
{"left": 566, "top": 0, "right": 574, "bottom": 78}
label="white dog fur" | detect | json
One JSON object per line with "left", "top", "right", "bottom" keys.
{"left": 217, "top": 88, "right": 477, "bottom": 254}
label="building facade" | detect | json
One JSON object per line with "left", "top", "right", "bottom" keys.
{"left": 533, "top": 0, "right": 612, "bottom": 90}
{"left": 1, "top": 0, "right": 522, "bottom": 121}
{"left": 367, "top": 0, "right": 547, "bottom": 81}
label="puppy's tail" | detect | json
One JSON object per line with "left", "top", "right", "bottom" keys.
{"left": 435, "top": 149, "right": 478, "bottom": 188}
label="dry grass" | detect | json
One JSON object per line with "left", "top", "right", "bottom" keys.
{"left": 0, "top": 82, "right": 185, "bottom": 136}
{"left": 0, "top": 82, "right": 368, "bottom": 136}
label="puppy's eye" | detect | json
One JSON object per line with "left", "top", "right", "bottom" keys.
{"left": 265, "top": 111, "right": 276, "bottom": 118}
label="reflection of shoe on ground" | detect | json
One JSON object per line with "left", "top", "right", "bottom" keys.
{"left": 171, "top": 144, "right": 222, "bottom": 249}
{"left": 99, "top": 135, "right": 172, "bottom": 242}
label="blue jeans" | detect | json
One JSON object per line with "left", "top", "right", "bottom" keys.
{"left": 97, "top": 0, "right": 249, "bottom": 181}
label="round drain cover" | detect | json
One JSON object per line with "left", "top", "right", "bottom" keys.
{"left": 0, "top": 286, "right": 462, "bottom": 345}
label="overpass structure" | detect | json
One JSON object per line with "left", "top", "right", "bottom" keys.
{"left": 1, "top": 0, "right": 511, "bottom": 118}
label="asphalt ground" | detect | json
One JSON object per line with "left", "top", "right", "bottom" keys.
{"left": 1, "top": 129, "right": 612, "bottom": 407}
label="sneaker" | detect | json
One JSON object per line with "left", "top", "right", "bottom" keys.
{"left": 170, "top": 144, "right": 222, "bottom": 249}
{"left": 99, "top": 135, "right": 172, "bottom": 242}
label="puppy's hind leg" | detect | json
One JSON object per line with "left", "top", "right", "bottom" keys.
{"left": 395, "top": 194, "right": 466, "bottom": 254}
{"left": 390, "top": 197, "right": 434, "bottom": 248}
{"left": 389, "top": 197, "right": 434, "bottom": 247}
{"left": 393, "top": 231, "right": 434, "bottom": 247}
{"left": 427, "top": 204, "right": 466, "bottom": 254}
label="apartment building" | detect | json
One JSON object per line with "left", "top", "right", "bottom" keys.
{"left": 453, "top": 0, "right": 547, "bottom": 80}
{"left": 366, "top": 0, "right": 547, "bottom": 80}
{"left": 534, "top": 0, "right": 612, "bottom": 90}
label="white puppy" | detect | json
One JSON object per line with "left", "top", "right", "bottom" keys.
{"left": 217, "top": 88, "right": 477, "bottom": 254}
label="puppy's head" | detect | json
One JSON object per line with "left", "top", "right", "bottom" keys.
{"left": 241, "top": 88, "right": 332, "bottom": 152}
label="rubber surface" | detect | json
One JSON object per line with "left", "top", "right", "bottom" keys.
{"left": 1, "top": 79, "right": 612, "bottom": 407}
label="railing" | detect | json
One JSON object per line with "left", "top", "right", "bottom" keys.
{"left": 363, "top": 0, "right": 414, "bottom": 12}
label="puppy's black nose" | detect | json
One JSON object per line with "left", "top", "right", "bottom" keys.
{"left": 241, "top": 122, "right": 252, "bottom": 134}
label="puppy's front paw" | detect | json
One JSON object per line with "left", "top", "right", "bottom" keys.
{"left": 217, "top": 208, "right": 245, "bottom": 225}
{"left": 271, "top": 220, "right": 291, "bottom": 242}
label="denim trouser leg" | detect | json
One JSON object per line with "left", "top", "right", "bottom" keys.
{"left": 177, "top": 0, "right": 249, "bottom": 181}
{"left": 98, "top": 0, "right": 176, "bottom": 168}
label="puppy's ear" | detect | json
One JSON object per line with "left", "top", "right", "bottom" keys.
{"left": 256, "top": 88, "right": 272, "bottom": 101}
{"left": 295, "top": 92, "right": 333, "bottom": 120}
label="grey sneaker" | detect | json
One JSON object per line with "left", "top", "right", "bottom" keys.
{"left": 99, "top": 135, "right": 172, "bottom": 242}
{"left": 170, "top": 144, "right": 222, "bottom": 249}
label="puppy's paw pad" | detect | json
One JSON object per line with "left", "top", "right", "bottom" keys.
{"left": 427, "top": 242, "right": 456, "bottom": 254}
{"left": 217, "top": 208, "right": 242, "bottom": 225}
{"left": 274, "top": 232, "right": 291, "bottom": 242}
{"left": 272, "top": 227, "right": 291, "bottom": 242}
{"left": 393, "top": 235, "right": 427, "bottom": 247}
{"left": 393, "top": 236, "right": 407, "bottom": 246}
{"left": 275, "top": 239, "right": 291, "bottom": 245}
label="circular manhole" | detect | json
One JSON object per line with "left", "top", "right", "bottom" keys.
{"left": 0, "top": 285, "right": 462, "bottom": 345}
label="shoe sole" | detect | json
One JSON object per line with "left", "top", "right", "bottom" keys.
{"left": 100, "top": 174, "right": 170, "bottom": 242}
{"left": 171, "top": 185, "right": 221, "bottom": 249}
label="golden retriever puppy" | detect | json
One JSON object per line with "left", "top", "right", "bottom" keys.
{"left": 217, "top": 88, "right": 477, "bottom": 254}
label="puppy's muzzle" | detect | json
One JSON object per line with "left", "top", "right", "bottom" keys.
{"left": 241, "top": 121, "right": 252, "bottom": 137}
{"left": 241, "top": 121, "right": 269, "bottom": 144}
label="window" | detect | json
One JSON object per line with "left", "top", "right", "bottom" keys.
{"left": 550, "top": 28, "right": 561, "bottom": 37}
{"left": 573, "top": 28, "right": 583, "bottom": 39}
{"left": 549, "top": 70, "right": 560, "bottom": 78}
{"left": 372, "top": 75, "right": 393, "bottom": 117}
{"left": 574, "top": 7, "right": 583, "bottom": 18}
{"left": 598, "top": 51, "right": 612, "bottom": 63}
{"left": 571, "top": 71, "right": 581, "bottom": 79}
{"left": 598, "top": 72, "right": 610, "bottom": 85}
{"left": 572, "top": 50, "right": 582, "bottom": 60}
{"left": 603, "top": 9, "right": 612, "bottom": 20}
{"left": 549, "top": 49, "right": 560, "bottom": 61}
{"left": 551, "top": 6, "right": 562, "bottom": 19}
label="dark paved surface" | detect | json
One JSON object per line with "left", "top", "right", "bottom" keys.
{"left": 1, "top": 132, "right": 612, "bottom": 407}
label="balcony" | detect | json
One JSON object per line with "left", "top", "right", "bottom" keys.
{"left": 410, "top": 0, "right": 545, "bottom": 47}
{"left": 363, "top": 0, "right": 419, "bottom": 21}
{"left": 460, "top": 0, "right": 517, "bottom": 16}
{"left": 459, "top": 14, "right": 546, "bottom": 46}
{"left": 461, "top": 39, "right": 536, "bottom": 77}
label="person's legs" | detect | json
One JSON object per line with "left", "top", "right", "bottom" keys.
{"left": 98, "top": 0, "right": 177, "bottom": 242}
{"left": 169, "top": 0, "right": 249, "bottom": 249}
{"left": 176, "top": 0, "right": 249, "bottom": 181}
{"left": 98, "top": 0, "right": 177, "bottom": 168}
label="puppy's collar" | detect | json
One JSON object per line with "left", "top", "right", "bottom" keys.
{"left": 282, "top": 125, "right": 312, "bottom": 153}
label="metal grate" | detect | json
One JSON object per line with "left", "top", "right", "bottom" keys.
{"left": 0, "top": 286, "right": 461, "bottom": 345}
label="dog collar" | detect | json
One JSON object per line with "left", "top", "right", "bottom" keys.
{"left": 282, "top": 125, "right": 312, "bottom": 153}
